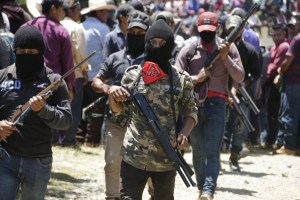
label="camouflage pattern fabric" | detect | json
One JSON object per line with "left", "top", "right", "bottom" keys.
{"left": 121, "top": 65, "right": 198, "bottom": 172}
{"left": 106, "top": 108, "right": 130, "bottom": 128}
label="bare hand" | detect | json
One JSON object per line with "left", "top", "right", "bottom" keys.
{"left": 0, "top": 120, "right": 16, "bottom": 141}
{"left": 177, "top": 133, "right": 189, "bottom": 150}
{"left": 196, "top": 68, "right": 211, "bottom": 83}
{"left": 108, "top": 86, "right": 130, "bottom": 102}
{"left": 273, "top": 74, "right": 282, "bottom": 88}
{"left": 230, "top": 87, "right": 240, "bottom": 104}
{"left": 218, "top": 42, "right": 230, "bottom": 61}
{"left": 29, "top": 95, "right": 46, "bottom": 112}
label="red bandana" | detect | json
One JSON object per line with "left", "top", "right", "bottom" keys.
{"left": 142, "top": 61, "right": 167, "bottom": 84}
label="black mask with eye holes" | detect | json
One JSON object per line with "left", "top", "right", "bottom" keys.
{"left": 199, "top": 31, "right": 216, "bottom": 44}
{"left": 126, "top": 33, "right": 145, "bottom": 58}
{"left": 144, "top": 19, "right": 175, "bottom": 74}
{"left": 13, "top": 26, "right": 45, "bottom": 79}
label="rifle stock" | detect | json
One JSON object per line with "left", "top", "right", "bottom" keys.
{"left": 132, "top": 93, "right": 196, "bottom": 187}
{"left": 10, "top": 51, "right": 96, "bottom": 125}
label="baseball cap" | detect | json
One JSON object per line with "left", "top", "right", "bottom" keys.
{"left": 127, "top": 10, "right": 149, "bottom": 31}
{"left": 155, "top": 11, "right": 181, "bottom": 25}
{"left": 197, "top": 12, "right": 218, "bottom": 32}
{"left": 230, "top": 7, "right": 246, "bottom": 18}
{"left": 117, "top": 3, "right": 134, "bottom": 17}
{"left": 225, "top": 15, "right": 242, "bottom": 31}
{"left": 63, "top": 0, "right": 80, "bottom": 9}
{"left": 128, "top": 0, "right": 144, "bottom": 12}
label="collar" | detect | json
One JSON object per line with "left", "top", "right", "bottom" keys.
{"left": 87, "top": 17, "right": 106, "bottom": 25}
{"left": 127, "top": 52, "right": 145, "bottom": 65}
{"left": 37, "top": 15, "right": 60, "bottom": 24}
{"left": 63, "top": 16, "right": 74, "bottom": 22}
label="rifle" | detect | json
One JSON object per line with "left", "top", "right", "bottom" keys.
{"left": 238, "top": 84, "right": 260, "bottom": 115}
{"left": 132, "top": 93, "right": 196, "bottom": 188}
{"left": 82, "top": 95, "right": 108, "bottom": 121}
{"left": 229, "top": 92, "right": 255, "bottom": 132}
{"left": 174, "top": 20, "right": 183, "bottom": 38}
{"left": 10, "top": 51, "right": 96, "bottom": 126}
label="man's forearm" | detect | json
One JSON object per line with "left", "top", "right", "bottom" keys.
{"left": 178, "top": 116, "right": 196, "bottom": 137}
{"left": 108, "top": 94, "right": 123, "bottom": 114}
{"left": 91, "top": 77, "right": 110, "bottom": 94}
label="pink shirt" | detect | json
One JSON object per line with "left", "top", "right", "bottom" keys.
{"left": 24, "top": 15, "right": 75, "bottom": 87}
{"left": 267, "top": 40, "right": 289, "bottom": 81}
{"left": 175, "top": 38, "right": 244, "bottom": 105}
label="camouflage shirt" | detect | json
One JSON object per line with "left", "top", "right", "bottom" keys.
{"left": 121, "top": 65, "right": 198, "bottom": 172}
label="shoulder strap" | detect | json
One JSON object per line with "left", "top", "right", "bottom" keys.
{"left": 168, "top": 66, "right": 178, "bottom": 140}
{"left": 186, "top": 42, "right": 198, "bottom": 72}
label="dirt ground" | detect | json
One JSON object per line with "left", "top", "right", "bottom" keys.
{"left": 45, "top": 145, "right": 300, "bottom": 200}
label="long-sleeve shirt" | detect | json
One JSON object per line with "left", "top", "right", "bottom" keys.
{"left": 175, "top": 37, "right": 244, "bottom": 105}
{"left": 61, "top": 17, "right": 89, "bottom": 79}
{"left": 0, "top": 65, "right": 72, "bottom": 157}
{"left": 235, "top": 40, "right": 261, "bottom": 88}
{"left": 24, "top": 15, "right": 75, "bottom": 87}
{"left": 285, "top": 34, "right": 300, "bottom": 84}
{"left": 267, "top": 40, "right": 289, "bottom": 82}
{"left": 121, "top": 65, "right": 198, "bottom": 172}
{"left": 82, "top": 17, "right": 110, "bottom": 81}
{"left": 102, "top": 25, "right": 126, "bottom": 60}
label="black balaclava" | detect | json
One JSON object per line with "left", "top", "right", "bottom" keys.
{"left": 144, "top": 19, "right": 175, "bottom": 74}
{"left": 126, "top": 10, "right": 149, "bottom": 58}
{"left": 199, "top": 31, "right": 216, "bottom": 44}
{"left": 13, "top": 26, "right": 45, "bottom": 79}
{"left": 126, "top": 33, "right": 145, "bottom": 58}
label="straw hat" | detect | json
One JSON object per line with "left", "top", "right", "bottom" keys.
{"left": 81, "top": 0, "right": 117, "bottom": 15}
{"left": 26, "top": 0, "right": 43, "bottom": 17}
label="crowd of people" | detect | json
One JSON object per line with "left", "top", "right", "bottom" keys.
{"left": 1, "top": 0, "right": 300, "bottom": 199}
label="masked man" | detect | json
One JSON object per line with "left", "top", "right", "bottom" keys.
{"left": 0, "top": 26, "right": 72, "bottom": 200}
{"left": 108, "top": 19, "right": 198, "bottom": 200}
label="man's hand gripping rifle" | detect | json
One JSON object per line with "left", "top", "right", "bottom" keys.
{"left": 132, "top": 92, "right": 196, "bottom": 188}
{"left": 10, "top": 51, "right": 96, "bottom": 126}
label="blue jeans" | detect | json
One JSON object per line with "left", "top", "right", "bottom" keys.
{"left": 64, "top": 78, "right": 84, "bottom": 145}
{"left": 190, "top": 97, "right": 226, "bottom": 195}
{"left": 0, "top": 150, "right": 52, "bottom": 200}
{"left": 259, "top": 107, "right": 269, "bottom": 145}
{"left": 279, "top": 83, "right": 300, "bottom": 150}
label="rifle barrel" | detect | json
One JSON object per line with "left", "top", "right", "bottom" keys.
{"left": 62, "top": 51, "right": 96, "bottom": 80}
